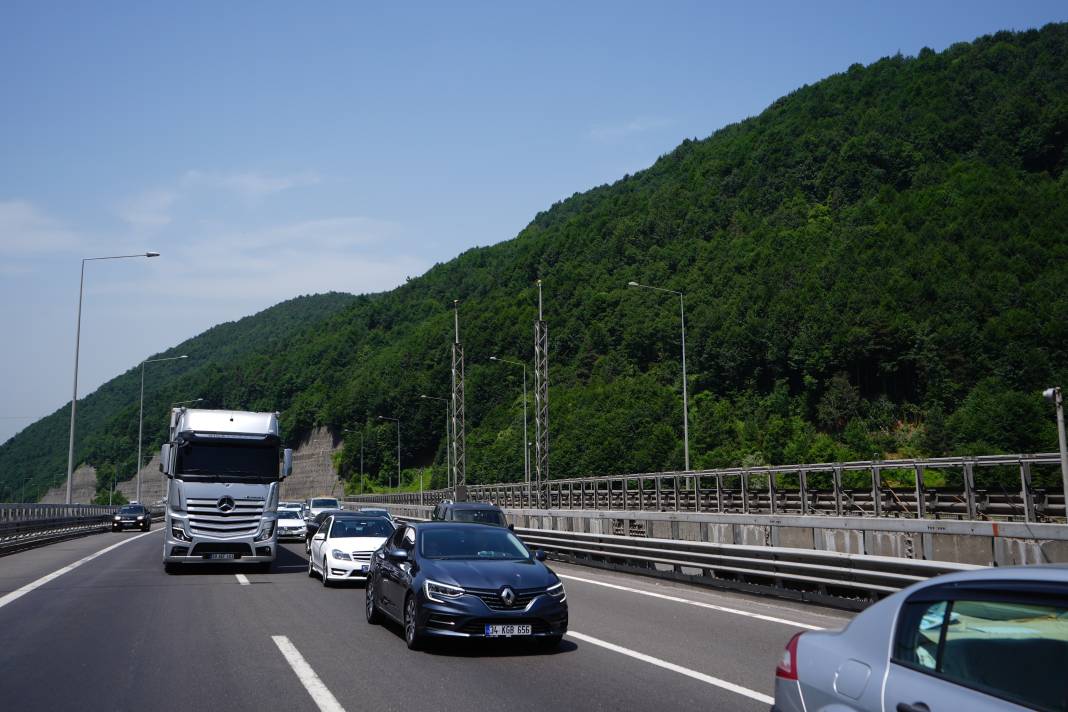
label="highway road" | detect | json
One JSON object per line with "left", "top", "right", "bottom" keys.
{"left": 0, "top": 530, "right": 852, "bottom": 711}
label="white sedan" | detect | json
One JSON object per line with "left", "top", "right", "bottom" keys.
{"left": 309, "top": 515, "right": 395, "bottom": 586}
{"left": 276, "top": 510, "right": 307, "bottom": 541}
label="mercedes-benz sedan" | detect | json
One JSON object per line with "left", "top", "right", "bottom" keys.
{"left": 309, "top": 514, "right": 395, "bottom": 586}
{"left": 365, "top": 522, "right": 568, "bottom": 650}
{"left": 112, "top": 504, "right": 151, "bottom": 532}
{"left": 276, "top": 509, "right": 307, "bottom": 541}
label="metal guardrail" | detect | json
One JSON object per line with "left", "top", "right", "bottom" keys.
{"left": 348, "top": 453, "right": 1066, "bottom": 523}
{"left": 0, "top": 503, "right": 164, "bottom": 556}
{"left": 518, "top": 527, "right": 981, "bottom": 609}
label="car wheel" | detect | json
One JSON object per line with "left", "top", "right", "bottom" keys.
{"left": 365, "top": 576, "right": 381, "bottom": 624}
{"left": 307, "top": 556, "right": 315, "bottom": 578}
{"left": 321, "top": 558, "right": 331, "bottom": 587}
{"left": 404, "top": 594, "right": 422, "bottom": 650}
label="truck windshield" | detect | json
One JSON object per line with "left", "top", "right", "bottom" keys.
{"left": 176, "top": 442, "right": 279, "bottom": 480}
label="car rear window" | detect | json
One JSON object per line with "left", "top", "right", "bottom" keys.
{"left": 312, "top": 499, "right": 339, "bottom": 508}
{"left": 894, "top": 593, "right": 1068, "bottom": 711}
{"left": 451, "top": 508, "right": 506, "bottom": 526}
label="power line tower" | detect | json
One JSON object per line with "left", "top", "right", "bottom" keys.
{"left": 533, "top": 280, "right": 549, "bottom": 507}
{"left": 450, "top": 300, "right": 467, "bottom": 498}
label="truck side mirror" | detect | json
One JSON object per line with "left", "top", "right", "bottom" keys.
{"left": 282, "top": 448, "right": 293, "bottom": 478}
{"left": 159, "top": 444, "right": 172, "bottom": 476}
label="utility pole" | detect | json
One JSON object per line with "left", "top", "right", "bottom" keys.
{"left": 451, "top": 300, "right": 467, "bottom": 497}
{"left": 533, "top": 280, "right": 549, "bottom": 507}
{"left": 1044, "top": 387, "right": 1068, "bottom": 505}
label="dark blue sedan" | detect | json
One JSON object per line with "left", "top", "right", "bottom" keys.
{"left": 365, "top": 521, "right": 568, "bottom": 650}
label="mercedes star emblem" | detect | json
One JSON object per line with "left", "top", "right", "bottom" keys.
{"left": 217, "top": 496, "right": 236, "bottom": 513}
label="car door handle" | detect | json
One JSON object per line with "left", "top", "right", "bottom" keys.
{"left": 896, "top": 703, "right": 930, "bottom": 712}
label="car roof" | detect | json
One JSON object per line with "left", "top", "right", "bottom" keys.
{"left": 446, "top": 502, "right": 501, "bottom": 510}
{"left": 914, "top": 564, "right": 1068, "bottom": 588}
{"left": 408, "top": 521, "right": 509, "bottom": 530}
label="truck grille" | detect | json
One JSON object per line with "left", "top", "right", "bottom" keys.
{"left": 187, "top": 497, "right": 264, "bottom": 537}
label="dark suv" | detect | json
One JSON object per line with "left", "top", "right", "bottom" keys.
{"left": 430, "top": 500, "right": 509, "bottom": 528}
{"left": 112, "top": 504, "right": 151, "bottom": 531}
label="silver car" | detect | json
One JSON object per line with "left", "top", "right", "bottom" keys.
{"left": 774, "top": 565, "right": 1068, "bottom": 712}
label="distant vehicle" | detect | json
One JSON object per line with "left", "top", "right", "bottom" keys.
{"left": 305, "top": 509, "right": 344, "bottom": 554}
{"left": 160, "top": 408, "right": 293, "bottom": 573}
{"left": 306, "top": 497, "right": 341, "bottom": 520}
{"left": 773, "top": 565, "right": 1068, "bottom": 712}
{"left": 430, "top": 500, "right": 509, "bottom": 528}
{"left": 276, "top": 509, "right": 307, "bottom": 541}
{"left": 357, "top": 507, "right": 395, "bottom": 523}
{"left": 308, "top": 514, "right": 395, "bottom": 586}
{"left": 365, "top": 522, "right": 567, "bottom": 650}
{"left": 113, "top": 504, "right": 151, "bottom": 532}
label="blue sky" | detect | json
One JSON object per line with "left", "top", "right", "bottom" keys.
{"left": 1, "top": 1, "right": 1065, "bottom": 445}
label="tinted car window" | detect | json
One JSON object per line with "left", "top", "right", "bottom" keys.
{"left": 311, "top": 498, "right": 339, "bottom": 508}
{"left": 420, "top": 527, "right": 528, "bottom": 560}
{"left": 894, "top": 595, "right": 1068, "bottom": 711}
{"left": 451, "top": 508, "right": 506, "bottom": 526}
{"left": 328, "top": 519, "right": 394, "bottom": 538}
{"left": 118, "top": 505, "right": 145, "bottom": 514}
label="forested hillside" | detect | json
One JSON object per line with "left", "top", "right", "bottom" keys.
{"left": 3, "top": 24, "right": 1067, "bottom": 500}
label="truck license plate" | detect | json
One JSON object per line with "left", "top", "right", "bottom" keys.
{"left": 484, "top": 624, "right": 532, "bottom": 637}
{"left": 208, "top": 553, "right": 236, "bottom": 560}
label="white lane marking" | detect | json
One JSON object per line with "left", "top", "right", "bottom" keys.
{"left": 235, "top": 573, "right": 250, "bottom": 585}
{"left": 567, "top": 630, "right": 774, "bottom": 705}
{"left": 272, "top": 635, "right": 346, "bottom": 712}
{"left": 0, "top": 529, "right": 161, "bottom": 611}
{"left": 559, "top": 573, "right": 825, "bottom": 631}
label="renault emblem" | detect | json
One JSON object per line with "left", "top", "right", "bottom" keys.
{"left": 217, "top": 496, "right": 236, "bottom": 513}
{"left": 500, "top": 586, "right": 516, "bottom": 607}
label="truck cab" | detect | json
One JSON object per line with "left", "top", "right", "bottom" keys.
{"left": 161, "top": 408, "right": 292, "bottom": 573}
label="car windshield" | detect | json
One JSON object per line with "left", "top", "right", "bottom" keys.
{"left": 420, "top": 527, "right": 529, "bottom": 560}
{"left": 329, "top": 519, "right": 394, "bottom": 538}
{"left": 278, "top": 512, "right": 303, "bottom": 521}
{"left": 451, "top": 508, "right": 506, "bottom": 526}
{"left": 312, "top": 499, "right": 339, "bottom": 508}
{"left": 118, "top": 505, "right": 143, "bottom": 514}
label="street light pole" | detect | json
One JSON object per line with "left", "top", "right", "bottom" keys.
{"left": 420, "top": 395, "right": 452, "bottom": 492}
{"left": 1044, "top": 387, "right": 1068, "bottom": 502}
{"left": 66, "top": 252, "right": 159, "bottom": 504}
{"left": 627, "top": 281, "right": 690, "bottom": 471}
{"left": 490, "top": 356, "right": 530, "bottom": 488}
{"left": 138, "top": 354, "right": 188, "bottom": 502}
{"left": 376, "top": 416, "right": 401, "bottom": 491}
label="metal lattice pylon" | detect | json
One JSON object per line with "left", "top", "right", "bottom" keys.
{"left": 451, "top": 303, "right": 466, "bottom": 494}
{"left": 533, "top": 282, "right": 549, "bottom": 506}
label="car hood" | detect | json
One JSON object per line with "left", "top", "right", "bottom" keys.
{"left": 329, "top": 536, "right": 388, "bottom": 551}
{"left": 421, "top": 558, "right": 556, "bottom": 590}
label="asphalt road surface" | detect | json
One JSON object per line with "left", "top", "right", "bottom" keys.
{"left": 0, "top": 530, "right": 852, "bottom": 711}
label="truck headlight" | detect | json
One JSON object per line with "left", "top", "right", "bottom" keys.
{"left": 424, "top": 579, "right": 465, "bottom": 603}
{"left": 254, "top": 521, "right": 276, "bottom": 542}
{"left": 171, "top": 523, "right": 192, "bottom": 542}
{"left": 331, "top": 549, "right": 352, "bottom": 561}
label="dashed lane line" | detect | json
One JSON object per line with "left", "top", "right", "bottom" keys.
{"left": 0, "top": 529, "right": 162, "bottom": 611}
{"left": 272, "top": 635, "right": 346, "bottom": 712}
{"left": 235, "top": 574, "right": 250, "bottom": 585}
{"left": 558, "top": 573, "right": 825, "bottom": 630}
{"left": 567, "top": 630, "right": 775, "bottom": 706}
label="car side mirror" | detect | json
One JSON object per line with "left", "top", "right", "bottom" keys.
{"left": 534, "top": 549, "right": 547, "bottom": 562}
{"left": 507, "top": 523, "right": 515, "bottom": 531}
{"left": 387, "top": 548, "right": 409, "bottom": 563}
{"left": 313, "top": 533, "right": 326, "bottom": 541}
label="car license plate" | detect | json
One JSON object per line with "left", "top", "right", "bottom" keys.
{"left": 208, "top": 553, "right": 236, "bottom": 560}
{"left": 484, "top": 624, "right": 532, "bottom": 637}
{"left": 361, "top": 564, "right": 369, "bottom": 572}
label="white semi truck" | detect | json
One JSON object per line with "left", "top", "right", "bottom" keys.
{"left": 160, "top": 408, "right": 292, "bottom": 573}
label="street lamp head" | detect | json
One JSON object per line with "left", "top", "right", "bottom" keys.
{"left": 145, "top": 251, "right": 160, "bottom": 258}
{"left": 178, "top": 354, "right": 188, "bottom": 359}
{"left": 1044, "top": 387, "right": 1060, "bottom": 402}
{"left": 489, "top": 356, "right": 498, "bottom": 361}
{"left": 627, "top": 281, "right": 640, "bottom": 287}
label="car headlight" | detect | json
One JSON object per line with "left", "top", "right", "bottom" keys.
{"left": 424, "top": 579, "right": 465, "bottom": 603}
{"left": 331, "top": 549, "right": 352, "bottom": 561}
{"left": 114, "top": 515, "right": 121, "bottom": 521}
{"left": 136, "top": 515, "right": 144, "bottom": 521}
{"left": 254, "top": 521, "right": 276, "bottom": 542}
{"left": 547, "top": 581, "right": 566, "bottom": 602}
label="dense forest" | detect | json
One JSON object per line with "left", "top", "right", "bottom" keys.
{"left": 2, "top": 24, "right": 1067, "bottom": 501}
